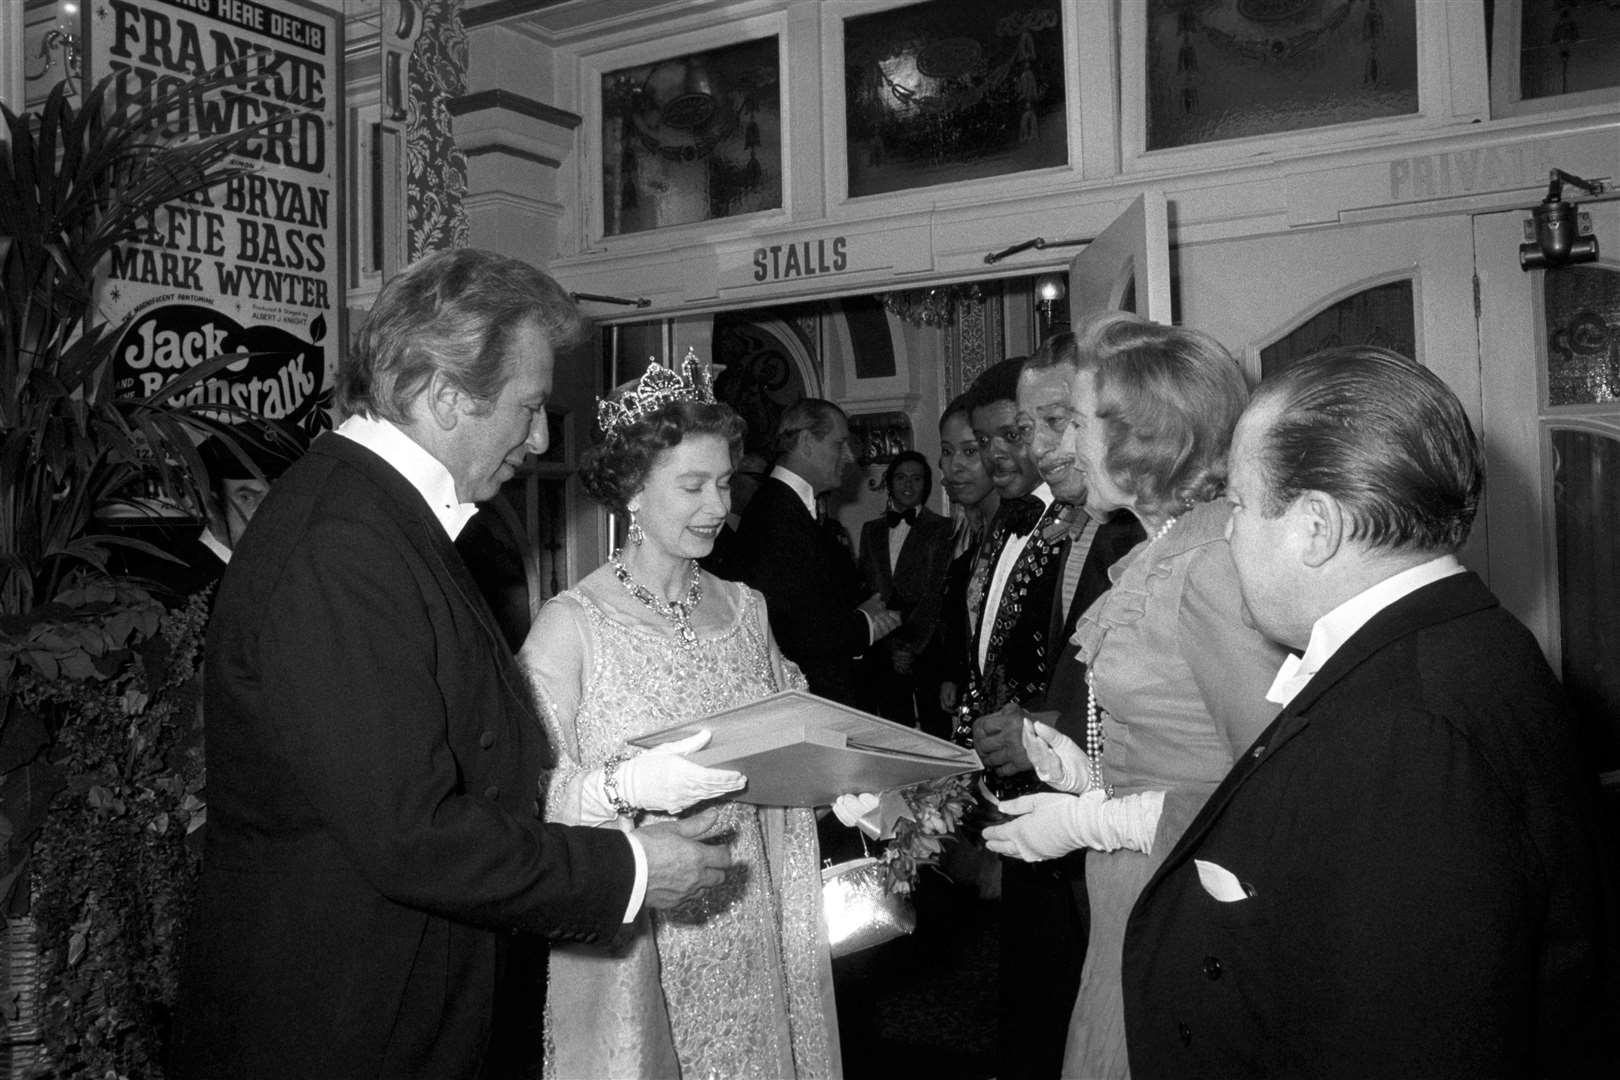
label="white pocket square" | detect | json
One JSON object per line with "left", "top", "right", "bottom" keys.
{"left": 1194, "top": 858, "right": 1251, "bottom": 902}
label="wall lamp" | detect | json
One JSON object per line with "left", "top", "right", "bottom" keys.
{"left": 1034, "top": 273, "right": 1067, "bottom": 324}
{"left": 1519, "top": 169, "right": 1605, "bottom": 271}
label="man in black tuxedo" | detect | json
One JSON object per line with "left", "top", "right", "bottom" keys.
{"left": 857, "top": 451, "right": 954, "bottom": 723}
{"left": 733, "top": 398, "right": 900, "bottom": 705}
{"left": 177, "top": 250, "right": 731, "bottom": 1080}
{"left": 731, "top": 398, "right": 904, "bottom": 1062}
{"left": 964, "top": 348, "right": 1144, "bottom": 1080}
{"left": 1124, "top": 347, "right": 1617, "bottom": 1078}
{"left": 952, "top": 358, "right": 1053, "bottom": 741}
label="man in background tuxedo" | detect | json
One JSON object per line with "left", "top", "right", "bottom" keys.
{"left": 732, "top": 397, "right": 905, "bottom": 1064}
{"left": 857, "top": 451, "right": 954, "bottom": 724}
{"left": 964, "top": 347, "right": 1144, "bottom": 1080}
{"left": 733, "top": 398, "right": 900, "bottom": 705}
{"left": 1124, "top": 347, "right": 1617, "bottom": 1078}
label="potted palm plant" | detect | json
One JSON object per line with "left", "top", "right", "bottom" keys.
{"left": 0, "top": 64, "right": 290, "bottom": 1074}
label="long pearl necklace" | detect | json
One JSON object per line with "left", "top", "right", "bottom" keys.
{"left": 611, "top": 549, "right": 702, "bottom": 649}
{"left": 1084, "top": 673, "right": 1115, "bottom": 798}
{"left": 1083, "top": 513, "right": 1179, "bottom": 796}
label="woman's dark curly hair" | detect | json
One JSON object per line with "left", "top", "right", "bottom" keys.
{"left": 579, "top": 398, "right": 746, "bottom": 512}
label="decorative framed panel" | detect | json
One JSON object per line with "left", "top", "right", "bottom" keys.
{"left": 1142, "top": 0, "right": 1419, "bottom": 152}
{"left": 1258, "top": 278, "right": 1417, "bottom": 380}
{"left": 1489, "top": 0, "right": 1620, "bottom": 118}
{"left": 1541, "top": 263, "right": 1620, "bottom": 408}
{"left": 598, "top": 32, "right": 783, "bottom": 237}
{"left": 21, "top": 0, "right": 84, "bottom": 110}
{"left": 839, "top": 0, "right": 1069, "bottom": 198}
{"left": 1120, "top": 0, "right": 1466, "bottom": 170}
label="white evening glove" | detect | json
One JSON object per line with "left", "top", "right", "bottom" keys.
{"left": 578, "top": 730, "right": 745, "bottom": 823}
{"left": 1020, "top": 717, "right": 1095, "bottom": 794}
{"left": 831, "top": 791, "right": 911, "bottom": 840}
{"left": 981, "top": 788, "right": 1165, "bottom": 862}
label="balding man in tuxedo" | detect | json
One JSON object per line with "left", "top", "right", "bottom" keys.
{"left": 1124, "top": 347, "right": 1617, "bottom": 1079}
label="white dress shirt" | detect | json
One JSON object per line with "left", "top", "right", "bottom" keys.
{"left": 198, "top": 527, "right": 232, "bottom": 565}
{"left": 336, "top": 414, "right": 482, "bottom": 539}
{"left": 338, "top": 413, "right": 649, "bottom": 921}
{"left": 1266, "top": 554, "right": 1467, "bottom": 707}
{"left": 887, "top": 513, "right": 912, "bottom": 572}
{"left": 770, "top": 463, "right": 818, "bottom": 518}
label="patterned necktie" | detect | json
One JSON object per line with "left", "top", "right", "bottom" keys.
{"left": 1036, "top": 500, "right": 1084, "bottom": 542}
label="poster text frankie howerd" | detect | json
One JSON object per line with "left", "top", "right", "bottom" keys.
{"left": 93, "top": 0, "right": 341, "bottom": 440}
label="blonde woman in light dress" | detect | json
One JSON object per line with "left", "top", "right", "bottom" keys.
{"left": 519, "top": 356, "right": 840, "bottom": 1080}
{"left": 982, "top": 314, "right": 1288, "bottom": 1079}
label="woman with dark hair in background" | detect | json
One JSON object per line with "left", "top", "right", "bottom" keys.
{"left": 520, "top": 353, "right": 840, "bottom": 1079}
{"left": 857, "top": 449, "right": 953, "bottom": 726}
{"left": 982, "top": 313, "right": 1288, "bottom": 1078}
{"left": 933, "top": 392, "right": 1002, "bottom": 735}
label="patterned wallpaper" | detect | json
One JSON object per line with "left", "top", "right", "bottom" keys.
{"left": 408, "top": 0, "right": 471, "bottom": 260}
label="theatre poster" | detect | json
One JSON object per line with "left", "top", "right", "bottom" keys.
{"left": 90, "top": 0, "right": 342, "bottom": 441}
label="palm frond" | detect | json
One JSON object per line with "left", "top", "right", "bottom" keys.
{"left": 1, "top": 54, "right": 311, "bottom": 616}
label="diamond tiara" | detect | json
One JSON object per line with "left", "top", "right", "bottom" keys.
{"left": 595, "top": 347, "right": 717, "bottom": 438}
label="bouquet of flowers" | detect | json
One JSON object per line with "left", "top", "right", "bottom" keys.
{"left": 880, "top": 774, "right": 977, "bottom": 894}
{"left": 832, "top": 774, "right": 977, "bottom": 896}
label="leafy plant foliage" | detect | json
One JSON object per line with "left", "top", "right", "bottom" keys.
{"left": 0, "top": 59, "right": 301, "bottom": 1076}
{"left": 21, "top": 588, "right": 208, "bottom": 1075}
{"left": 0, "top": 65, "right": 270, "bottom": 618}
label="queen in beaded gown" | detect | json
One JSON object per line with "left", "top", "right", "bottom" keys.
{"left": 525, "top": 576, "right": 838, "bottom": 1080}
{"left": 519, "top": 355, "right": 840, "bottom": 1080}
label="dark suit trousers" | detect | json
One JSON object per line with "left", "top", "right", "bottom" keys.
{"left": 999, "top": 851, "right": 1088, "bottom": 1080}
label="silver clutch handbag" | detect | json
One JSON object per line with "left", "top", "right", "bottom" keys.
{"left": 821, "top": 856, "right": 916, "bottom": 958}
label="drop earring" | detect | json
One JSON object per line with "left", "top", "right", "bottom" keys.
{"left": 627, "top": 505, "right": 645, "bottom": 546}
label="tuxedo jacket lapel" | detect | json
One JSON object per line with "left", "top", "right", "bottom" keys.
{"left": 320, "top": 437, "right": 515, "bottom": 665}
{"left": 965, "top": 518, "right": 1009, "bottom": 663}
{"left": 891, "top": 508, "right": 944, "bottom": 588}
{"left": 1280, "top": 572, "right": 1497, "bottom": 718}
